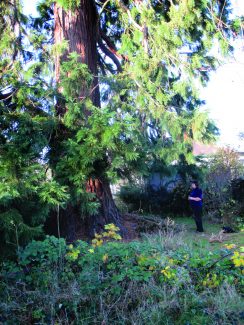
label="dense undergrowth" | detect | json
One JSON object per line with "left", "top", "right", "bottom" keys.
{"left": 0, "top": 223, "right": 243, "bottom": 325}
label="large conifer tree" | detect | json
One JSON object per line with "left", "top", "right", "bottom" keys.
{"left": 49, "top": 0, "right": 237, "bottom": 238}
{"left": 0, "top": 0, "right": 242, "bottom": 252}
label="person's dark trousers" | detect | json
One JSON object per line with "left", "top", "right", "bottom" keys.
{"left": 192, "top": 206, "right": 204, "bottom": 232}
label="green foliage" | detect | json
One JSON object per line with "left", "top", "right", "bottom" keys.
{"left": 0, "top": 209, "right": 43, "bottom": 252}
{"left": 119, "top": 183, "right": 171, "bottom": 214}
{"left": 19, "top": 235, "right": 66, "bottom": 269}
{"left": 56, "top": 0, "right": 80, "bottom": 11}
{"left": 60, "top": 52, "right": 93, "bottom": 103}
{"left": 0, "top": 231, "right": 243, "bottom": 324}
{"left": 106, "top": 0, "right": 228, "bottom": 154}
{"left": 39, "top": 181, "right": 70, "bottom": 206}
{"left": 0, "top": 99, "right": 68, "bottom": 257}
{"left": 0, "top": 2, "right": 69, "bottom": 258}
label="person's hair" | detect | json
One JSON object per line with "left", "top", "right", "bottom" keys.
{"left": 191, "top": 180, "right": 199, "bottom": 187}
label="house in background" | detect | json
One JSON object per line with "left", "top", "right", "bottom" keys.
{"left": 192, "top": 142, "right": 218, "bottom": 156}
{"left": 238, "top": 152, "right": 244, "bottom": 165}
{"left": 193, "top": 142, "right": 244, "bottom": 166}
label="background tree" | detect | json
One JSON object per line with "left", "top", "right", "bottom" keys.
{"left": 0, "top": 1, "right": 68, "bottom": 258}
{"left": 203, "top": 147, "right": 244, "bottom": 222}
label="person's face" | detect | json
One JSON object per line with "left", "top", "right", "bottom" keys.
{"left": 191, "top": 183, "right": 196, "bottom": 189}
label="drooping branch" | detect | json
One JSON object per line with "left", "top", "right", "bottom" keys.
{"left": 0, "top": 89, "right": 15, "bottom": 101}
{"left": 98, "top": 54, "right": 107, "bottom": 75}
{"left": 100, "top": 30, "right": 128, "bottom": 61}
{"left": 98, "top": 38, "right": 122, "bottom": 72}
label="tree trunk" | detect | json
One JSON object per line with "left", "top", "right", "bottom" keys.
{"left": 53, "top": 0, "right": 126, "bottom": 238}
{"left": 86, "top": 177, "right": 126, "bottom": 236}
{"left": 54, "top": 0, "right": 100, "bottom": 107}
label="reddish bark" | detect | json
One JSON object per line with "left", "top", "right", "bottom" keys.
{"left": 86, "top": 177, "right": 125, "bottom": 235}
{"left": 54, "top": 0, "right": 100, "bottom": 107}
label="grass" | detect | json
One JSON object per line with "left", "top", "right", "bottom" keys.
{"left": 173, "top": 216, "right": 244, "bottom": 250}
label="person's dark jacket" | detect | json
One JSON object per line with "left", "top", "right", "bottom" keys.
{"left": 189, "top": 188, "right": 202, "bottom": 208}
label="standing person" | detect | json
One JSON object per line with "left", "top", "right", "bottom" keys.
{"left": 188, "top": 181, "right": 204, "bottom": 232}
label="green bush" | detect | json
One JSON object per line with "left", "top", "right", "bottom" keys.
{"left": 0, "top": 230, "right": 243, "bottom": 324}
{"left": 119, "top": 183, "right": 191, "bottom": 216}
{"left": 202, "top": 149, "right": 244, "bottom": 226}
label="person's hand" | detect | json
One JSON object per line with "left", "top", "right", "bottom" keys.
{"left": 195, "top": 197, "right": 202, "bottom": 201}
{"left": 188, "top": 197, "right": 201, "bottom": 201}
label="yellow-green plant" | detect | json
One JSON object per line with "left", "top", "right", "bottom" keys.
{"left": 92, "top": 223, "right": 122, "bottom": 248}
{"left": 231, "top": 250, "right": 244, "bottom": 267}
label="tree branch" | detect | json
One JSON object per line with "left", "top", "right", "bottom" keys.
{"left": 117, "top": 0, "right": 143, "bottom": 32}
{"left": 142, "top": 25, "right": 149, "bottom": 55}
{"left": 98, "top": 55, "right": 107, "bottom": 75}
{"left": 98, "top": 38, "right": 122, "bottom": 72}
{"left": 116, "top": 1, "right": 150, "bottom": 56}
{"left": 100, "top": 30, "right": 128, "bottom": 61}
{"left": 0, "top": 87, "right": 17, "bottom": 100}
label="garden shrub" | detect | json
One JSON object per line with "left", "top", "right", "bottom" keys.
{"left": 231, "top": 178, "right": 244, "bottom": 230}
{"left": 202, "top": 148, "right": 244, "bottom": 226}
{"left": 167, "top": 182, "right": 192, "bottom": 216}
{"left": 119, "top": 183, "right": 191, "bottom": 216}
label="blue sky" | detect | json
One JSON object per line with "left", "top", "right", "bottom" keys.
{"left": 23, "top": 0, "right": 244, "bottom": 150}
